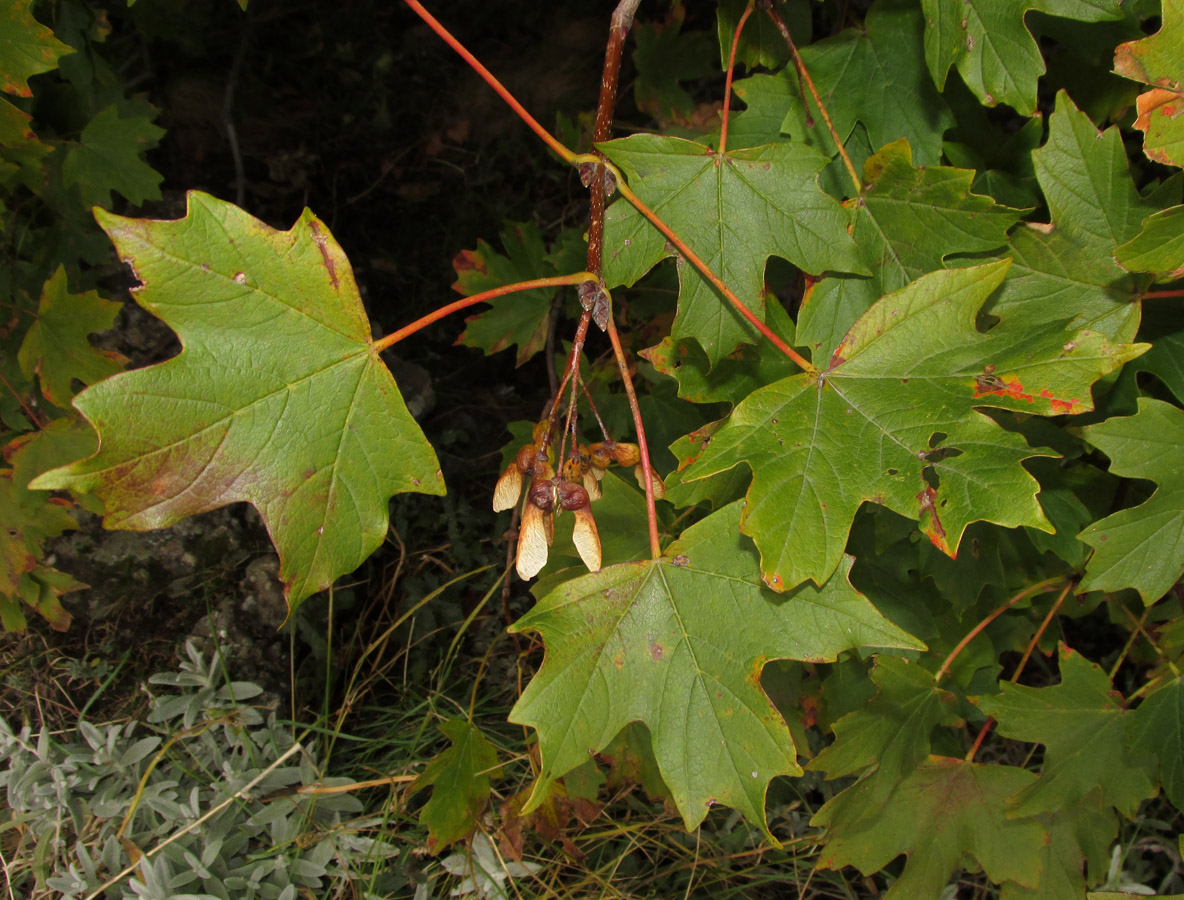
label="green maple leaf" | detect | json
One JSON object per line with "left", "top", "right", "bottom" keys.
{"left": 453, "top": 220, "right": 564, "bottom": 367}
{"left": 976, "top": 646, "right": 1158, "bottom": 818}
{"left": 986, "top": 92, "right": 1158, "bottom": 342}
{"left": 1116, "top": 206, "right": 1184, "bottom": 283}
{"left": 808, "top": 656, "right": 959, "bottom": 822}
{"left": 632, "top": 13, "right": 716, "bottom": 125}
{"left": 0, "top": 94, "right": 33, "bottom": 147}
{"left": 727, "top": 71, "right": 878, "bottom": 200}
{"left": 797, "top": 139, "right": 1022, "bottom": 362}
{"left": 17, "top": 265, "right": 128, "bottom": 408}
{"left": 810, "top": 658, "right": 948, "bottom": 782}
{"left": 1114, "top": 0, "right": 1184, "bottom": 168}
{"left": 715, "top": 0, "right": 797, "bottom": 72}
{"left": 682, "top": 261, "right": 1144, "bottom": 593}
{"left": 1000, "top": 801, "right": 1117, "bottom": 900}
{"left": 1128, "top": 676, "right": 1184, "bottom": 814}
{"left": 1131, "top": 302, "right": 1184, "bottom": 405}
{"left": 0, "top": 470, "right": 79, "bottom": 632}
{"left": 411, "top": 719, "right": 501, "bottom": 853}
{"left": 780, "top": 0, "right": 954, "bottom": 168}
{"left": 813, "top": 756, "right": 1045, "bottom": 900}
{"left": 641, "top": 298, "right": 799, "bottom": 406}
{"left": 61, "top": 104, "right": 165, "bottom": 209}
{"left": 509, "top": 501, "right": 922, "bottom": 837}
{"left": 601, "top": 133, "right": 865, "bottom": 367}
{"left": 1078, "top": 399, "right": 1184, "bottom": 603}
{"left": 31, "top": 192, "right": 444, "bottom": 608}
{"left": 0, "top": 0, "right": 72, "bottom": 98}
{"left": 921, "top": 0, "right": 1124, "bottom": 113}
{"left": 5, "top": 415, "right": 99, "bottom": 510}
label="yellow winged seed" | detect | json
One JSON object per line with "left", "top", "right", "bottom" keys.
{"left": 634, "top": 464, "right": 665, "bottom": 499}
{"left": 516, "top": 503, "right": 549, "bottom": 580}
{"left": 572, "top": 506, "right": 602, "bottom": 572}
{"left": 492, "top": 463, "right": 523, "bottom": 512}
{"left": 583, "top": 469, "right": 602, "bottom": 501}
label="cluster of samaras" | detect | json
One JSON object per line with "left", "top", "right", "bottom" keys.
{"left": 494, "top": 421, "right": 661, "bottom": 580}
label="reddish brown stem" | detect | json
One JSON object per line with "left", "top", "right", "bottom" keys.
{"left": 764, "top": 5, "right": 861, "bottom": 196}
{"left": 965, "top": 716, "right": 994, "bottom": 763}
{"left": 1143, "top": 289, "right": 1184, "bottom": 299}
{"left": 402, "top": 0, "right": 578, "bottom": 164}
{"left": 0, "top": 369, "right": 42, "bottom": 428}
{"left": 966, "top": 581, "right": 1071, "bottom": 762}
{"left": 372, "top": 273, "right": 596, "bottom": 352}
{"left": 718, "top": 1, "right": 754, "bottom": 156}
{"left": 936, "top": 577, "right": 1065, "bottom": 685}
{"left": 579, "top": 380, "right": 611, "bottom": 440}
{"left": 607, "top": 318, "right": 661, "bottom": 559}
{"left": 1013, "top": 581, "right": 1072, "bottom": 681}
{"left": 613, "top": 177, "right": 815, "bottom": 372}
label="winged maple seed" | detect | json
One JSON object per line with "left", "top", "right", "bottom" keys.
{"left": 495, "top": 424, "right": 649, "bottom": 579}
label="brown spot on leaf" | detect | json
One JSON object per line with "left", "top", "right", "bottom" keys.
{"left": 308, "top": 219, "right": 339, "bottom": 289}
{"left": 649, "top": 641, "right": 663, "bottom": 662}
{"left": 973, "top": 373, "right": 1033, "bottom": 404}
{"left": 1040, "top": 389, "right": 1081, "bottom": 415}
{"left": 917, "top": 486, "right": 950, "bottom": 554}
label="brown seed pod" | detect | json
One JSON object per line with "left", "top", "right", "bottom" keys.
{"left": 587, "top": 441, "right": 613, "bottom": 470}
{"left": 557, "top": 480, "right": 590, "bottom": 512}
{"left": 529, "top": 478, "right": 557, "bottom": 512}
{"left": 611, "top": 442, "right": 640, "bottom": 467}
{"left": 515, "top": 442, "right": 538, "bottom": 473}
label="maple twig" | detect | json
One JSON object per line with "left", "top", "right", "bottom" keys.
{"left": 607, "top": 317, "right": 661, "bottom": 560}
{"left": 1143, "top": 289, "right": 1184, "bottom": 299}
{"left": 612, "top": 176, "right": 815, "bottom": 372}
{"left": 401, "top": 0, "right": 579, "bottom": 165}
{"left": 936, "top": 576, "right": 1065, "bottom": 684}
{"left": 372, "top": 273, "right": 597, "bottom": 352}
{"left": 718, "top": 1, "right": 755, "bottom": 157}
{"left": 763, "top": 3, "right": 862, "bottom": 196}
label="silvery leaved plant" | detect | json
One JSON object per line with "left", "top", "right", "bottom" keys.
{"left": 0, "top": 641, "right": 400, "bottom": 900}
